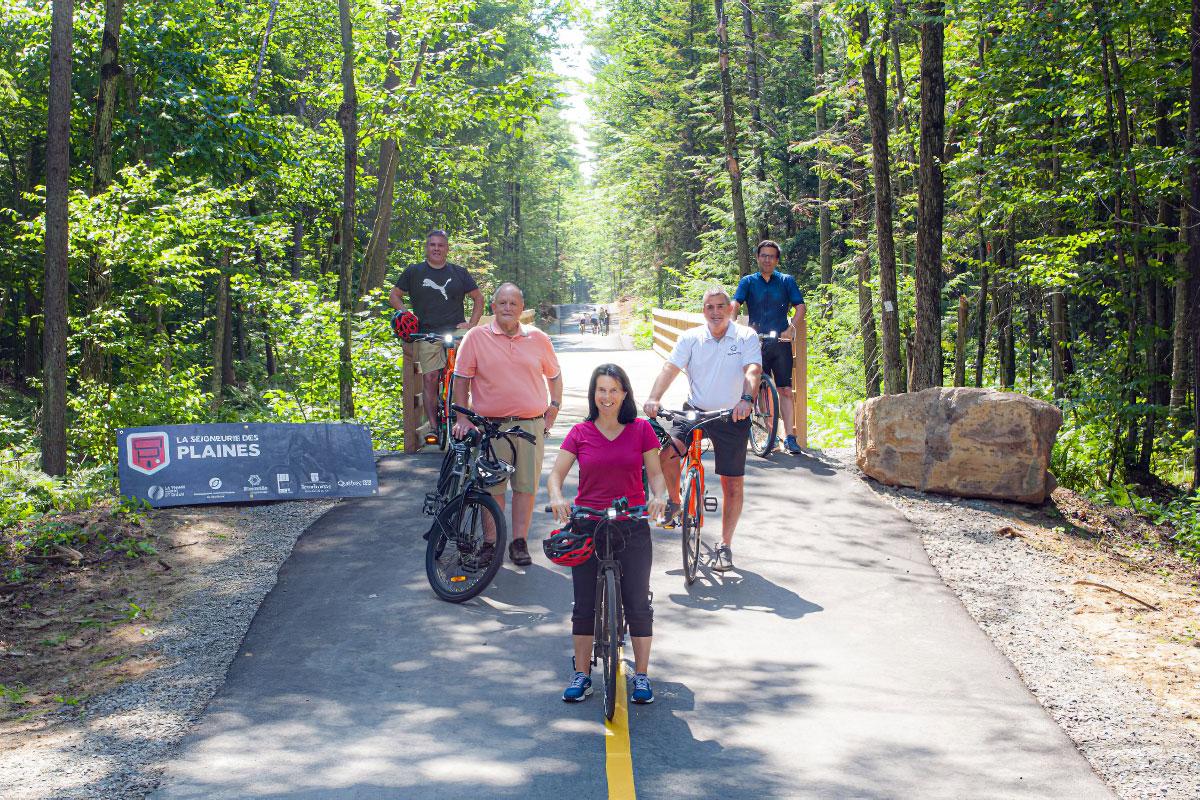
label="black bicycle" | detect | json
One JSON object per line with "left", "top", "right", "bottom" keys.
{"left": 423, "top": 404, "right": 535, "bottom": 602}
{"left": 552, "top": 498, "right": 649, "bottom": 721}
{"left": 749, "top": 332, "right": 782, "bottom": 457}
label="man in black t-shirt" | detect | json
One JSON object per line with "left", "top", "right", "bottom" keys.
{"left": 389, "top": 230, "right": 485, "bottom": 429}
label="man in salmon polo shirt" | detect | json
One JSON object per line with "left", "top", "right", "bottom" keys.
{"left": 451, "top": 283, "right": 563, "bottom": 568}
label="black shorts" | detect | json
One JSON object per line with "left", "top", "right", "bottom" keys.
{"left": 667, "top": 404, "right": 751, "bottom": 478}
{"left": 762, "top": 339, "right": 795, "bottom": 388}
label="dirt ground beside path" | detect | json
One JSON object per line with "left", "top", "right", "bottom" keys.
{"left": 0, "top": 503, "right": 271, "bottom": 745}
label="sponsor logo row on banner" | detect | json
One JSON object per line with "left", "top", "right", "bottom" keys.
{"left": 118, "top": 423, "right": 379, "bottom": 508}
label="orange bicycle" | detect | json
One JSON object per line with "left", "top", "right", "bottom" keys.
{"left": 654, "top": 408, "right": 731, "bottom": 585}
{"left": 408, "top": 333, "right": 458, "bottom": 451}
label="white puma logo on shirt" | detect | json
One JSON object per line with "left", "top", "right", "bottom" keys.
{"left": 422, "top": 277, "right": 451, "bottom": 300}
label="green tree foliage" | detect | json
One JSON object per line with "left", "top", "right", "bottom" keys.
{"left": 586, "top": 0, "right": 1197, "bottom": 512}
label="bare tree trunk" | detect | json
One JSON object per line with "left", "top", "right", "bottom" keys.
{"left": 954, "top": 295, "right": 966, "bottom": 387}
{"left": 855, "top": 187, "right": 881, "bottom": 398}
{"left": 911, "top": 0, "right": 945, "bottom": 391}
{"left": 80, "top": 0, "right": 125, "bottom": 382}
{"left": 858, "top": 10, "right": 902, "bottom": 395}
{"left": 974, "top": 242, "right": 989, "bottom": 388}
{"left": 739, "top": 0, "right": 767, "bottom": 242}
{"left": 1170, "top": 201, "right": 1190, "bottom": 417}
{"left": 1050, "top": 290, "right": 1070, "bottom": 399}
{"left": 714, "top": 0, "right": 752, "bottom": 276}
{"left": 813, "top": 3, "right": 832, "bottom": 283}
{"left": 41, "top": 0, "right": 73, "bottom": 476}
{"left": 336, "top": 0, "right": 357, "bottom": 419}
{"left": 210, "top": 260, "right": 230, "bottom": 412}
{"left": 1189, "top": 0, "right": 1200, "bottom": 489}
{"left": 359, "top": 25, "right": 428, "bottom": 301}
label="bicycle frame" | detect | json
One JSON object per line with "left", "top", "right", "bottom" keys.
{"left": 683, "top": 428, "right": 706, "bottom": 527}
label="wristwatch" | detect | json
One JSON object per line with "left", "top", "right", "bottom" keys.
{"left": 549, "top": 400, "right": 561, "bottom": 409}
{"left": 740, "top": 393, "right": 754, "bottom": 403}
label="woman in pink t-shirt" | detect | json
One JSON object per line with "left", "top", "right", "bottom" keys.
{"left": 547, "top": 364, "right": 668, "bottom": 705}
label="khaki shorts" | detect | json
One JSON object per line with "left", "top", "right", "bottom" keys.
{"left": 486, "top": 417, "right": 545, "bottom": 496}
{"left": 411, "top": 339, "right": 447, "bottom": 373}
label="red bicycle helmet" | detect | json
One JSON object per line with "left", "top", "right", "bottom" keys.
{"left": 542, "top": 526, "right": 594, "bottom": 567}
{"left": 391, "top": 310, "right": 419, "bottom": 341}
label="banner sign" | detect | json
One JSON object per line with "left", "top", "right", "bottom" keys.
{"left": 117, "top": 422, "right": 379, "bottom": 508}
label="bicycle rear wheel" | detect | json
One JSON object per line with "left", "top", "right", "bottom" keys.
{"left": 749, "top": 377, "right": 780, "bottom": 457}
{"left": 425, "top": 491, "right": 506, "bottom": 602}
{"left": 597, "top": 568, "right": 621, "bottom": 721}
{"left": 680, "top": 471, "right": 702, "bottom": 585}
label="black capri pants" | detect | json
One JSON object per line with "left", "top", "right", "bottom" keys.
{"left": 570, "top": 519, "right": 653, "bottom": 638}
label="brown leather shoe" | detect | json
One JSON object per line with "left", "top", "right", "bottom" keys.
{"left": 508, "top": 538, "right": 533, "bottom": 567}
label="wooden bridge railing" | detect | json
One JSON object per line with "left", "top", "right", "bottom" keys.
{"left": 650, "top": 307, "right": 808, "bottom": 448}
{"left": 402, "top": 309, "right": 535, "bottom": 453}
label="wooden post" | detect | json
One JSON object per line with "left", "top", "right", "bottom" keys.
{"left": 954, "top": 294, "right": 967, "bottom": 387}
{"left": 402, "top": 342, "right": 421, "bottom": 453}
{"left": 792, "top": 308, "right": 808, "bottom": 447}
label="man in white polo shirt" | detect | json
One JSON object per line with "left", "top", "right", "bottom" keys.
{"left": 643, "top": 286, "right": 762, "bottom": 571}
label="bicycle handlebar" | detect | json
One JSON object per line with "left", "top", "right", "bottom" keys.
{"left": 406, "top": 332, "right": 457, "bottom": 346}
{"left": 542, "top": 500, "right": 650, "bottom": 521}
{"left": 450, "top": 404, "right": 537, "bottom": 443}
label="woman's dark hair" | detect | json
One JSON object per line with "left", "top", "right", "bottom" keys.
{"left": 586, "top": 363, "right": 638, "bottom": 424}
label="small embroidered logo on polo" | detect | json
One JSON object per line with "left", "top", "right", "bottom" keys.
{"left": 728, "top": 345, "right": 739, "bottom": 355}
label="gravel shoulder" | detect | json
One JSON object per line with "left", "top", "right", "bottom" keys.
{"left": 825, "top": 446, "right": 1200, "bottom": 800}
{"left": 0, "top": 498, "right": 337, "bottom": 799}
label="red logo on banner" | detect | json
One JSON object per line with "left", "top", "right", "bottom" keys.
{"left": 127, "top": 432, "right": 170, "bottom": 475}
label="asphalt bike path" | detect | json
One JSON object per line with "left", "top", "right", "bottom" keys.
{"left": 152, "top": 333, "right": 1111, "bottom": 799}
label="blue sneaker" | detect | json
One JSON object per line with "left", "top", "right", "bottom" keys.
{"left": 631, "top": 673, "right": 654, "bottom": 704}
{"left": 784, "top": 435, "right": 803, "bottom": 455}
{"left": 563, "top": 672, "right": 593, "bottom": 702}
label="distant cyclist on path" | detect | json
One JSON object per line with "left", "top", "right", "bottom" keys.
{"left": 389, "top": 230, "right": 485, "bottom": 430}
{"left": 547, "top": 364, "right": 668, "bottom": 704}
{"left": 643, "top": 286, "right": 762, "bottom": 572}
{"left": 731, "top": 239, "right": 806, "bottom": 455}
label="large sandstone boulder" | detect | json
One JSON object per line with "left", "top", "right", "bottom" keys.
{"left": 855, "top": 387, "right": 1062, "bottom": 504}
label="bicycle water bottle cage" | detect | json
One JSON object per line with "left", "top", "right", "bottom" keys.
{"left": 703, "top": 494, "right": 719, "bottom": 513}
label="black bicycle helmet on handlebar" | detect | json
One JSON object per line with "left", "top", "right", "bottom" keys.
{"left": 474, "top": 453, "right": 515, "bottom": 487}
{"left": 647, "top": 416, "right": 673, "bottom": 448}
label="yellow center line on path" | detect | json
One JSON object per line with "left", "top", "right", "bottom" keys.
{"left": 605, "top": 657, "right": 637, "bottom": 800}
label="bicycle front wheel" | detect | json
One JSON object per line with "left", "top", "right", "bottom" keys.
{"left": 749, "top": 377, "right": 780, "bottom": 457}
{"left": 425, "top": 491, "right": 506, "bottom": 603}
{"left": 598, "top": 568, "right": 621, "bottom": 721}
{"left": 681, "top": 471, "right": 702, "bottom": 585}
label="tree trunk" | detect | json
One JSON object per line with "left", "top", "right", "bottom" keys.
{"left": 714, "top": 0, "right": 752, "bottom": 277}
{"left": 210, "top": 261, "right": 230, "bottom": 412}
{"left": 858, "top": 10, "right": 902, "bottom": 395}
{"left": 90, "top": 0, "right": 123, "bottom": 194}
{"left": 1050, "top": 289, "right": 1070, "bottom": 399}
{"left": 1170, "top": 201, "right": 1190, "bottom": 418}
{"left": 358, "top": 27, "right": 428, "bottom": 302}
{"left": 336, "top": 0, "right": 357, "bottom": 419}
{"left": 954, "top": 295, "right": 966, "bottom": 387}
{"left": 1189, "top": 0, "right": 1200, "bottom": 489}
{"left": 974, "top": 241, "right": 989, "bottom": 388}
{"left": 80, "top": 0, "right": 125, "bottom": 382}
{"left": 813, "top": 3, "right": 832, "bottom": 283}
{"left": 855, "top": 188, "right": 881, "bottom": 398}
{"left": 41, "top": 0, "right": 73, "bottom": 476}
{"left": 911, "top": 0, "right": 945, "bottom": 391}
{"left": 739, "top": 0, "right": 767, "bottom": 243}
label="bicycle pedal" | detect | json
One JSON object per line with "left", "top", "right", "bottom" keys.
{"left": 703, "top": 495, "right": 719, "bottom": 513}
{"left": 422, "top": 492, "right": 440, "bottom": 516}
